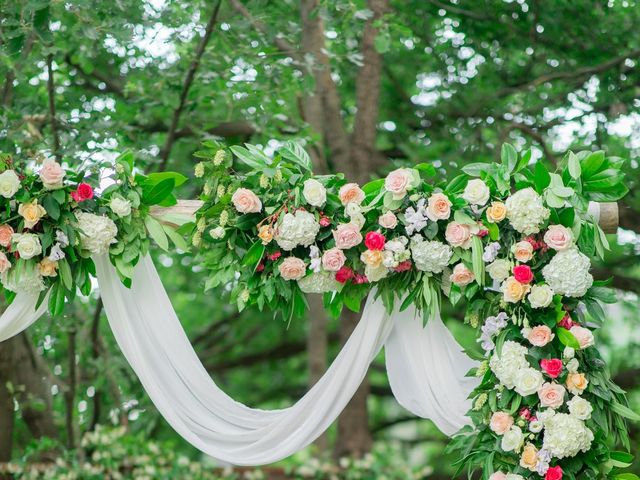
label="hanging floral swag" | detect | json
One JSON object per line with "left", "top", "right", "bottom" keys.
{"left": 0, "top": 151, "right": 186, "bottom": 315}
{"left": 193, "top": 141, "right": 638, "bottom": 480}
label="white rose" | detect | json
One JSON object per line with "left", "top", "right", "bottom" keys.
{"left": 345, "top": 202, "right": 361, "bottom": 217}
{"left": 350, "top": 212, "right": 366, "bottom": 229}
{"left": 563, "top": 347, "right": 575, "bottom": 359}
{"left": 463, "top": 178, "right": 490, "bottom": 205}
{"left": 529, "top": 420, "right": 543, "bottom": 433}
{"left": 365, "top": 264, "right": 388, "bottom": 282}
{"left": 487, "top": 258, "right": 512, "bottom": 282}
{"left": 109, "top": 195, "right": 132, "bottom": 217}
{"left": 12, "top": 233, "right": 42, "bottom": 259}
{"left": 302, "top": 178, "right": 326, "bottom": 207}
{"left": 567, "top": 396, "right": 593, "bottom": 420}
{"left": 566, "top": 358, "right": 579, "bottom": 373}
{"left": 0, "top": 170, "right": 21, "bottom": 198}
{"left": 514, "top": 367, "right": 544, "bottom": 397}
{"left": 506, "top": 475, "right": 525, "bottom": 480}
{"left": 528, "top": 284, "right": 554, "bottom": 308}
{"left": 501, "top": 426, "right": 524, "bottom": 452}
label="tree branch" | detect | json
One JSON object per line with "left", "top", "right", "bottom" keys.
{"left": 64, "top": 54, "right": 126, "bottom": 98}
{"left": 158, "top": 0, "right": 223, "bottom": 171}
{"left": 46, "top": 54, "right": 61, "bottom": 162}
{"left": 426, "top": 0, "right": 488, "bottom": 20}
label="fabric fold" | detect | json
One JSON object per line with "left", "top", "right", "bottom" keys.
{"left": 0, "top": 291, "right": 49, "bottom": 342}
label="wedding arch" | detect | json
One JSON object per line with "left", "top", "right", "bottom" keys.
{"left": 0, "top": 144, "right": 637, "bottom": 479}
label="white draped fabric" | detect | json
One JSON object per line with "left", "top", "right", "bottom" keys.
{"left": 0, "top": 291, "right": 49, "bottom": 343}
{"left": 0, "top": 255, "right": 478, "bottom": 465}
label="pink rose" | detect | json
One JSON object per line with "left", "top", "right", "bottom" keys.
{"left": 426, "top": 192, "right": 452, "bottom": 221}
{"left": 544, "top": 225, "right": 573, "bottom": 251}
{"left": 384, "top": 168, "right": 412, "bottom": 198}
{"left": 333, "top": 223, "right": 363, "bottom": 249}
{"left": 540, "top": 358, "right": 563, "bottom": 378}
{"left": 322, "top": 248, "right": 346, "bottom": 272}
{"left": 335, "top": 266, "right": 355, "bottom": 284}
{"left": 378, "top": 211, "right": 398, "bottom": 229}
{"left": 528, "top": 325, "right": 554, "bottom": 347}
{"left": 231, "top": 188, "right": 262, "bottom": 213}
{"left": 569, "top": 326, "right": 594, "bottom": 349}
{"left": 538, "top": 382, "right": 566, "bottom": 409}
{"left": 489, "top": 473, "right": 507, "bottom": 480}
{"left": 338, "top": 183, "right": 365, "bottom": 205}
{"left": 513, "top": 264, "right": 534, "bottom": 284}
{"left": 489, "top": 412, "right": 514, "bottom": 435}
{"left": 39, "top": 159, "right": 65, "bottom": 189}
{"left": 445, "top": 222, "right": 472, "bottom": 249}
{"left": 0, "top": 252, "right": 11, "bottom": 273}
{"left": 545, "top": 466, "right": 563, "bottom": 480}
{"left": 0, "top": 224, "right": 14, "bottom": 248}
{"left": 278, "top": 257, "right": 306, "bottom": 280}
{"left": 450, "top": 263, "right": 475, "bottom": 286}
{"left": 364, "top": 231, "right": 386, "bottom": 251}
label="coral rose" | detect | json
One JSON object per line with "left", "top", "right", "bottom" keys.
{"left": 540, "top": 358, "right": 563, "bottom": 378}
{"left": 322, "top": 248, "right": 346, "bottom": 272}
{"left": 258, "top": 225, "right": 274, "bottom": 245}
{"left": 38, "top": 258, "right": 58, "bottom": 277}
{"left": 502, "top": 276, "right": 530, "bottom": 303}
{"left": 528, "top": 325, "right": 554, "bottom": 347}
{"left": 0, "top": 224, "right": 14, "bottom": 248}
{"left": 18, "top": 200, "right": 47, "bottom": 228}
{"left": 544, "top": 225, "right": 573, "bottom": 251}
{"left": 450, "top": 263, "right": 475, "bottom": 286}
{"left": 333, "top": 223, "right": 363, "bottom": 249}
{"left": 364, "top": 231, "right": 385, "bottom": 251}
{"left": 338, "top": 183, "right": 365, "bottom": 205}
{"left": 489, "top": 411, "right": 513, "bottom": 435}
{"left": 426, "top": 192, "right": 452, "bottom": 221}
{"left": 0, "top": 252, "right": 11, "bottom": 274}
{"left": 538, "top": 382, "right": 566, "bottom": 409}
{"left": 520, "top": 443, "right": 539, "bottom": 471}
{"left": 278, "top": 257, "right": 306, "bottom": 280}
{"left": 513, "top": 264, "right": 534, "bottom": 284}
{"left": 486, "top": 201, "right": 507, "bottom": 223}
{"left": 445, "top": 222, "right": 472, "bottom": 249}
{"left": 512, "top": 240, "right": 534, "bottom": 263}
{"left": 231, "top": 188, "right": 262, "bottom": 213}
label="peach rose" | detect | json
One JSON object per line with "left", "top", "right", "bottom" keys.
{"left": 257, "top": 225, "right": 273, "bottom": 244}
{"left": 486, "top": 201, "right": 507, "bottom": 223}
{"left": 445, "top": 222, "right": 472, "bottom": 249}
{"left": 322, "top": 248, "right": 346, "bottom": 272}
{"left": 502, "top": 276, "right": 530, "bottom": 303}
{"left": 0, "top": 252, "right": 11, "bottom": 273}
{"left": 520, "top": 443, "right": 539, "bottom": 471}
{"left": 360, "top": 249, "right": 384, "bottom": 268}
{"left": 569, "top": 326, "right": 594, "bottom": 349}
{"left": 512, "top": 240, "right": 534, "bottom": 263}
{"left": 18, "top": 200, "right": 47, "bottom": 229}
{"left": 544, "top": 224, "right": 574, "bottom": 251}
{"left": 333, "top": 223, "right": 363, "bottom": 249}
{"left": 566, "top": 372, "right": 588, "bottom": 395}
{"left": 378, "top": 211, "right": 398, "bottom": 229}
{"left": 38, "top": 258, "right": 58, "bottom": 277}
{"left": 384, "top": 168, "right": 413, "bottom": 199}
{"left": 39, "top": 159, "right": 65, "bottom": 190}
{"left": 538, "top": 382, "right": 566, "bottom": 409}
{"left": 528, "top": 325, "right": 554, "bottom": 347}
{"left": 278, "top": 257, "right": 306, "bottom": 280}
{"left": 338, "top": 183, "right": 365, "bottom": 206}
{"left": 489, "top": 473, "right": 507, "bottom": 480}
{"left": 489, "top": 411, "right": 513, "bottom": 435}
{"left": 231, "top": 188, "right": 262, "bottom": 213}
{"left": 426, "top": 193, "right": 452, "bottom": 221}
{"left": 0, "top": 224, "right": 14, "bottom": 248}
{"left": 450, "top": 263, "right": 475, "bottom": 286}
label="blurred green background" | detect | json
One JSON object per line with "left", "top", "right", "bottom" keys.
{"left": 0, "top": 0, "right": 639, "bottom": 478}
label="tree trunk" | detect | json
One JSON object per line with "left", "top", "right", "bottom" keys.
{"left": 306, "top": 294, "right": 329, "bottom": 451}
{"left": 0, "top": 340, "right": 15, "bottom": 461}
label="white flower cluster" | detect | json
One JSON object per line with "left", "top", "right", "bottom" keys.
{"left": 479, "top": 312, "right": 508, "bottom": 352}
{"left": 410, "top": 237, "right": 452, "bottom": 273}
{"left": 274, "top": 211, "right": 320, "bottom": 251}
{"left": 382, "top": 236, "right": 410, "bottom": 269}
{"left": 505, "top": 188, "right": 550, "bottom": 234}
{"left": 541, "top": 412, "right": 593, "bottom": 459}
{"left": 1, "top": 261, "right": 45, "bottom": 294}
{"left": 297, "top": 271, "right": 340, "bottom": 294}
{"left": 403, "top": 198, "right": 429, "bottom": 235}
{"left": 542, "top": 247, "right": 593, "bottom": 297}
{"left": 75, "top": 212, "right": 118, "bottom": 255}
{"left": 489, "top": 341, "right": 529, "bottom": 389}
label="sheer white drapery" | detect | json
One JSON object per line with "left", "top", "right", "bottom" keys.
{"left": 0, "top": 255, "right": 478, "bottom": 464}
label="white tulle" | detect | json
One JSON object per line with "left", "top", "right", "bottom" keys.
{"left": 0, "top": 291, "right": 49, "bottom": 342}
{"left": 0, "top": 255, "right": 478, "bottom": 464}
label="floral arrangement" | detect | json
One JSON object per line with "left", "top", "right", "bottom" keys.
{"left": 194, "top": 141, "right": 637, "bottom": 479}
{"left": 0, "top": 151, "right": 185, "bottom": 314}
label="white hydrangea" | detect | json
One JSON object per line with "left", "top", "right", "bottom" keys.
{"left": 297, "top": 271, "right": 340, "bottom": 294}
{"left": 1, "top": 261, "right": 45, "bottom": 294}
{"left": 542, "top": 247, "right": 593, "bottom": 297}
{"left": 489, "top": 341, "right": 529, "bottom": 389}
{"left": 410, "top": 237, "right": 452, "bottom": 273}
{"left": 542, "top": 413, "right": 593, "bottom": 459}
{"left": 274, "top": 210, "right": 320, "bottom": 251}
{"left": 75, "top": 212, "right": 118, "bottom": 255}
{"left": 505, "top": 188, "right": 550, "bottom": 234}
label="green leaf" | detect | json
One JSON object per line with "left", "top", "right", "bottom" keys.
{"left": 52, "top": 189, "right": 66, "bottom": 204}
{"left": 414, "top": 162, "right": 436, "bottom": 177}
{"left": 279, "top": 141, "right": 312, "bottom": 171}
{"left": 42, "top": 195, "right": 60, "bottom": 220}
{"left": 611, "top": 402, "right": 640, "bottom": 422}
{"left": 461, "top": 163, "right": 487, "bottom": 177}
{"left": 146, "top": 171, "right": 188, "bottom": 187}
{"left": 144, "top": 216, "right": 169, "bottom": 251}
{"left": 580, "top": 151, "right": 605, "bottom": 179}
{"left": 142, "top": 178, "right": 175, "bottom": 205}
{"left": 163, "top": 225, "right": 189, "bottom": 251}
{"left": 230, "top": 145, "right": 266, "bottom": 169}
{"left": 534, "top": 161, "right": 551, "bottom": 193}
{"left": 556, "top": 328, "right": 580, "bottom": 350}
{"left": 242, "top": 240, "right": 265, "bottom": 270}
{"left": 501, "top": 143, "right": 518, "bottom": 172}
{"left": 567, "top": 152, "right": 581, "bottom": 179}
{"left": 471, "top": 236, "right": 485, "bottom": 286}
{"left": 615, "top": 473, "right": 640, "bottom": 480}
{"left": 58, "top": 259, "right": 73, "bottom": 290}
{"left": 48, "top": 282, "right": 66, "bottom": 316}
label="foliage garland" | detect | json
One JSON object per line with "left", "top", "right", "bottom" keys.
{"left": 194, "top": 141, "right": 637, "bottom": 479}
